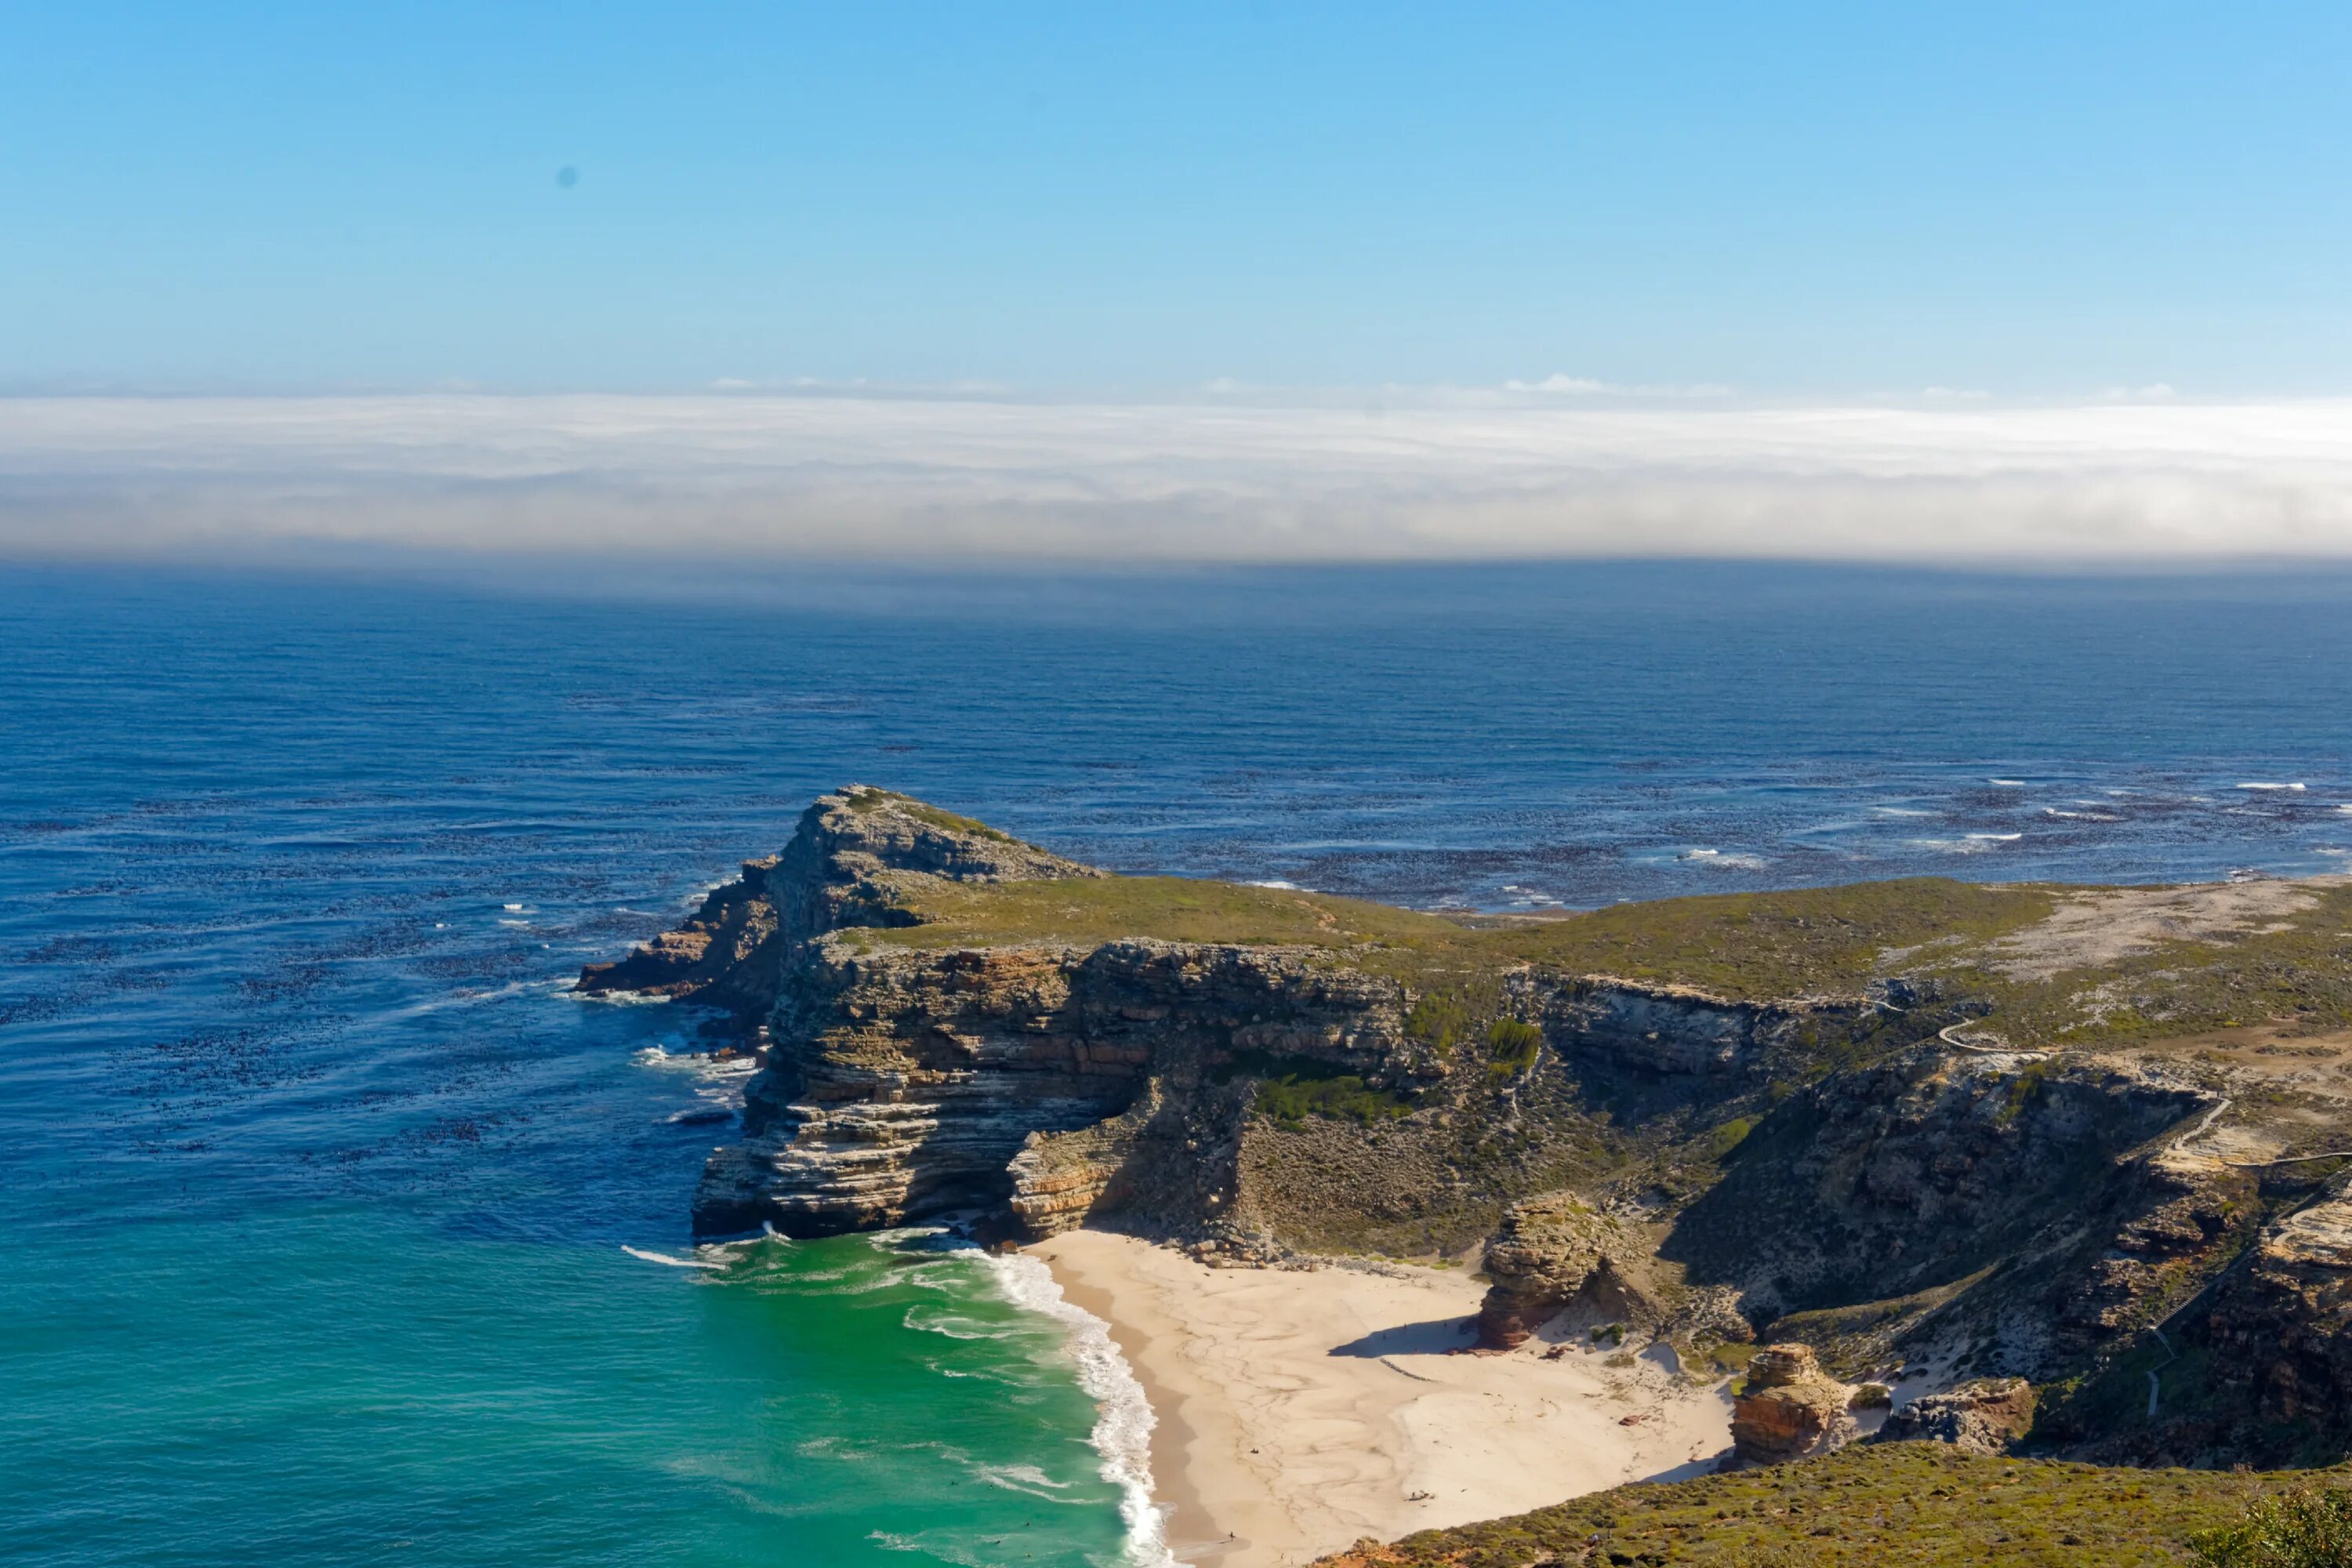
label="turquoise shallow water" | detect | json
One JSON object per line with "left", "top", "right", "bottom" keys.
{"left": 9, "top": 560, "right": 2352, "bottom": 1566}
{"left": 6, "top": 1202, "right": 1137, "bottom": 1566}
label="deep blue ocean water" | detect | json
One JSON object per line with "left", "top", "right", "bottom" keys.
{"left": 8, "top": 558, "right": 2352, "bottom": 1566}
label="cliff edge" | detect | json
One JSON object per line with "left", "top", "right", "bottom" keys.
{"left": 588, "top": 789, "right": 2352, "bottom": 1489}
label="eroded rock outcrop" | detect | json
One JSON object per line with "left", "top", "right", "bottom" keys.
{"left": 575, "top": 854, "right": 786, "bottom": 1016}
{"left": 1664, "top": 1047, "right": 2211, "bottom": 1331}
{"left": 1726, "top": 1344, "right": 1858, "bottom": 1468}
{"left": 698, "top": 935, "right": 1416, "bottom": 1238}
{"left": 594, "top": 789, "right": 2352, "bottom": 1477}
{"left": 1877, "top": 1377, "right": 2035, "bottom": 1454}
{"left": 1542, "top": 980, "right": 1849, "bottom": 1076}
{"left": 576, "top": 786, "right": 1099, "bottom": 1022}
{"left": 1475, "top": 1192, "right": 1664, "bottom": 1348}
{"left": 2201, "top": 1195, "right": 2352, "bottom": 1445}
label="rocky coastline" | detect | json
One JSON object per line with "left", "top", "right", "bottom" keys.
{"left": 586, "top": 786, "right": 2352, "bottom": 1559}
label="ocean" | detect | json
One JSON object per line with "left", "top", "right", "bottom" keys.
{"left": 8, "top": 558, "right": 2352, "bottom": 1567}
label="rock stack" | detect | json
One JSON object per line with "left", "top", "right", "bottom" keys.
{"left": 1475, "top": 1192, "right": 1661, "bottom": 1349}
{"left": 1726, "top": 1344, "right": 1857, "bottom": 1468}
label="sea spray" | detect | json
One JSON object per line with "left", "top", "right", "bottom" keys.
{"left": 978, "top": 1250, "right": 1177, "bottom": 1568}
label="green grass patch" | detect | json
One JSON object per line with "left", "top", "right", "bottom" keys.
{"left": 841, "top": 786, "right": 1016, "bottom": 842}
{"left": 850, "top": 875, "right": 1465, "bottom": 953}
{"left": 1330, "top": 1443, "right": 2313, "bottom": 1567}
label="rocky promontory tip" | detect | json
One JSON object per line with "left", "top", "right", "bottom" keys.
{"left": 575, "top": 784, "right": 1101, "bottom": 1019}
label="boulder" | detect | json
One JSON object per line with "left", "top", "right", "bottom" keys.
{"left": 1726, "top": 1344, "right": 1858, "bottom": 1468}
{"left": 1878, "top": 1377, "right": 2036, "bottom": 1454}
{"left": 1475, "top": 1192, "right": 1663, "bottom": 1349}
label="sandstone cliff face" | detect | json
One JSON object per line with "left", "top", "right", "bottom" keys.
{"left": 1541, "top": 980, "right": 1842, "bottom": 1076}
{"left": 1474, "top": 1192, "right": 1665, "bottom": 1348}
{"left": 1726, "top": 1344, "right": 1858, "bottom": 1468}
{"left": 698, "top": 935, "right": 1417, "bottom": 1239}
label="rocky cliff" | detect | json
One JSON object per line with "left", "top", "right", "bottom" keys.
{"left": 592, "top": 789, "right": 2352, "bottom": 1480}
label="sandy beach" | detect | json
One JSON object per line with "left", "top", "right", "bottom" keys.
{"left": 1029, "top": 1231, "right": 1734, "bottom": 1568}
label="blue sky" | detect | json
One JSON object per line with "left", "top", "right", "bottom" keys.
{"left": 8, "top": 2, "right": 2352, "bottom": 397}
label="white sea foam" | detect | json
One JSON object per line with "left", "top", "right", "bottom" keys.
{"left": 2238, "top": 782, "right": 2307, "bottom": 791}
{"left": 569, "top": 986, "right": 668, "bottom": 1006}
{"left": 1910, "top": 833, "right": 2022, "bottom": 855}
{"left": 1679, "top": 848, "right": 1769, "bottom": 869}
{"left": 902, "top": 1308, "right": 1007, "bottom": 1341}
{"left": 2042, "top": 808, "right": 2122, "bottom": 822}
{"left": 1244, "top": 878, "right": 1302, "bottom": 890}
{"left": 976, "top": 1462, "right": 1082, "bottom": 1501}
{"left": 1987, "top": 779, "right": 2027, "bottom": 786}
{"left": 621, "top": 1244, "right": 725, "bottom": 1269}
{"left": 976, "top": 1250, "right": 1174, "bottom": 1567}
{"left": 868, "top": 1531, "right": 993, "bottom": 1568}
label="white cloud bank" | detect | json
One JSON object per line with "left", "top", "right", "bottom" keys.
{"left": 5, "top": 392, "right": 2352, "bottom": 562}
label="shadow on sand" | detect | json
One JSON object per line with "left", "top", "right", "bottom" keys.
{"left": 1327, "top": 1316, "right": 1479, "bottom": 1357}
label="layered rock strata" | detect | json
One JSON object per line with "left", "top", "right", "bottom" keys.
{"left": 1726, "top": 1344, "right": 1859, "bottom": 1468}
{"left": 698, "top": 937, "right": 1416, "bottom": 1238}
{"left": 1474, "top": 1192, "right": 1664, "bottom": 1348}
{"left": 592, "top": 788, "right": 2352, "bottom": 1475}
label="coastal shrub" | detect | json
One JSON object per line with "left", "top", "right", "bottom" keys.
{"left": 1252, "top": 1072, "right": 1411, "bottom": 1128}
{"left": 2191, "top": 1486, "right": 2352, "bottom": 1567}
{"left": 1699, "top": 1115, "right": 1756, "bottom": 1163}
{"left": 1406, "top": 993, "right": 1471, "bottom": 1058}
{"left": 1486, "top": 1018, "right": 1543, "bottom": 1078}
{"left": 1221, "top": 1049, "right": 1414, "bottom": 1127}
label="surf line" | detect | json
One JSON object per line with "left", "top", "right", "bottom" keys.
{"left": 976, "top": 1247, "right": 1178, "bottom": 1568}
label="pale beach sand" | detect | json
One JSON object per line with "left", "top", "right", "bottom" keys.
{"left": 1029, "top": 1230, "right": 1735, "bottom": 1568}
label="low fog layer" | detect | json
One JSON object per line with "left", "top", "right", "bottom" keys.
{"left": 5, "top": 393, "right": 2352, "bottom": 562}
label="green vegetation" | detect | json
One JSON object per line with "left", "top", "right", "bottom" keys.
{"left": 1485, "top": 1018, "right": 1544, "bottom": 1078}
{"left": 850, "top": 874, "right": 1462, "bottom": 953}
{"left": 1221, "top": 1050, "right": 1416, "bottom": 1129}
{"left": 1330, "top": 1443, "right": 2313, "bottom": 1567}
{"left": 1696, "top": 1116, "right": 1757, "bottom": 1163}
{"left": 840, "top": 786, "right": 1015, "bottom": 842}
{"left": 850, "top": 851, "right": 2352, "bottom": 1054}
{"left": 1406, "top": 992, "right": 1473, "bottom": 1058}
{"left": 2191, "top": 1486, "right": 2352, "bottom": 1567}
{"left": 1252, "top": 1070, "right": 1414, "bottom": 1128}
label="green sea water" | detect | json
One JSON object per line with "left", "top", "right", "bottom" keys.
{"left": 7, "top": 1185, "right": 1148, "bottom": 1566}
